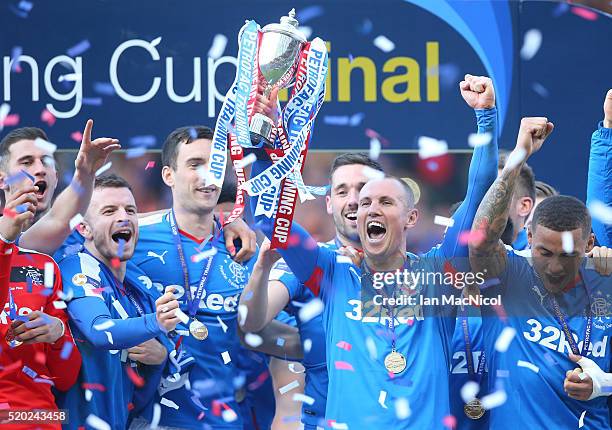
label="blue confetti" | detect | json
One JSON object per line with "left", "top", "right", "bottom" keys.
{"left": 18, "top": 0, "right": 33, "bottom": 12}
{"left": 129, "top": 135, "right": 156, "bottom": 147}
{"left": 14, "top": 203, "right": 29, "bottom": 213}
{"left": 26, "top": 277, "right": 32, "bottom": 293}
{"left": 81, "top": 97, "right": 102, "bottom": 106}
{"left": 126, "top": 147, "right": 147, "bottom": 159}
{"left": 242, "top": 291, "right": 253, "bottom": 301}
{"left": 276, "top": 337, "right": 285, "bottom": 347}
{"left": 552, "top": 2, "right": 570, "bottom": 17}
{"left": 8, "top": 4, "right": 29, "bottom": 18}
{"left": 296, "top": 6, "right": 324, "bottom": 23}
{"left": 93, "top": 82, "right": 115, "bottom": 96}
{"left": 4, "top": 170, "right": 32, "bottom": 186}
{"left": 10, "top": 46, "right": 23, "bottom": 72}
{"left": 358, "top": 19, "right": 373, "bottom": 35}
{"left": 60, "top": 342, "right": 73, "bottom": 360}
{"left": 117, "top": 239, "right": 125, "bottom": 259}
{"left": 67, "top": 39, "right": 91, "bottom": 57}
{"left": 189, "top": 127, "right": 198, "bottom": 139}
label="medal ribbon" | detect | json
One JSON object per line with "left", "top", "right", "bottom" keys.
{"left": 460, "top": 310, "right": 486, "bottom": 382}
{"left": 169, "top": 210, "right": 216, "bottom": 319}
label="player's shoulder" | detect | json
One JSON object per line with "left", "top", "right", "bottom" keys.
{"left": 138, "top": 210, "right": 170, "bottom": 229}
{"left": 59, "top": 251, "right": 105, "bottom": 282}
{"left": 14, "top": 246, "right": 57, "bottom": 267}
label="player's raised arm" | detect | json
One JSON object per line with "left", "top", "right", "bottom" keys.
{"left": 19, "top": 119, "right": 120, "bottom": 254}
{"left": 586, "top": 89, "right": 612, "bottom": 247}
{"left": 439, "top": 74, "right": 498, "bottom": 258}
{"left": 470, "top": 117, "right": 554, "bottom": 278}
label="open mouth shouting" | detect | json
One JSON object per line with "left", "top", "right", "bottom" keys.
{"left": 344, "top": 211, "right": 357, "bottom": 225}
{"left": 111, "top": 228, "right": 133, "bottom": 245}
{"left": 34, "top": 180, "right": 48, "bottom": 201}
{"left": 366, "top": 220, "right": 387, "bottom": 243}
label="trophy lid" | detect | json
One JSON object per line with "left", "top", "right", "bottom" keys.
{"left": 262, "top": 9, "right": 307, "bottom": 42}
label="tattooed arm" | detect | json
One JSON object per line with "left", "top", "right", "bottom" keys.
{"left": 469, "top": 117, "right": 555, "bottom": 278}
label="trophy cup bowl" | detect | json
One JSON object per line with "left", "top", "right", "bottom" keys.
{"left": 250, "top": 9, "right": 306, "bottom": 148}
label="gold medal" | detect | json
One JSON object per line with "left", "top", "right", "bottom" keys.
{"left": 189, "top": 320, "right": 208, "bottom": 341}
{"left": 384, "top": 350, "right": 407, "bottom": 374}
{"left": 464, "top": 398, "right": 485, "bottom": 420}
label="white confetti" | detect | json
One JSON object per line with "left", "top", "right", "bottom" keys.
{"left": 85, "top": 389, "right": 93, "bottom": 401}
{"left": 298, "top": 26, "right": 313, "bottom": 39}
{"left": 93, "top": 320, "right": 115, "bottom": 331}
{"left": 174, "top": 309, "right": 189, "bottom": 325}
{"left": 481, "top": 390, "right": 507, "bottom": 410}
{"left": 279, "top": 379, "right": 300, "bottom": 395}
{"left": 222, "top": 408, "right": 238, "bottom": 423}
{"left": 336, "top": 255, "right": 354, "bottom": 264}
{"left": 221, "top": 350, "right": 231, "bottom": 364}
{"left": 578, "top": 372, "right": 588, "bottom": 381}
{"left": 394, "top": 398, "right": 411, "bottom": 419}
{"left": 373, "top": 35, "right": 395, "bottom": 53}
{"left": 362, "top": 166, "right": 385, "bottom": 181}
{"left": 86, "top": 414, "right": 111, "bottom": 430}
{"left": 503, "top": 148, "right": 527, "bottom": 171}
{"left": 468, "top": 132, "right": 492, "bottom": 148}
{"left": 365, "top": 337, "right": 377, "bottom": 360}
{"left": 288, "top": 362, "right": 306, "bottom": 374}
{"left": 105, "top": 331, "right": 113, "bottom": 345}
{"left": 589, "top": 200, "right": 612, "bottom": 225}
{"left": 69, "top": 213, "right": 84, "bottom": 230}
{"left": 460, "top": 381, "right": 480, "bottom": 403}
{"left": 58, "top": 73, "right": 81, "bottom": 82}
{"left": 235, "top": 153, "right": 257, "bottom": 169}
{"left": 192, "top": 247, "right": 217, "bottom": 263}
{"left": 418, "top": 136, "right": 448, "bottom": 159}
{"left": 330, "top": 423, "right": 348, "bottom": 430}
{"left": 495, "top": 327, "right": 516, "bottom": 352}
{"left": 34, "top": 137, "right": 57, "bottom": 154}
{"left": 244, "top": 333, "right": 263, "bottom": 348}
{"left": 44, "top": 262, "right": 54, "bottom": 288}
{"left": 532, "top": 82, "right": 549, "bottom": 98}
{"left": 95, "top": 162, "right": 112, "bottom": 177}
{"left": 298, "top": 298, "right": 324, "bottom": 323}
{"left": 207, "top": 34, "right": 228, "bottom": 59}
{"left": 579, "top": 410, "right": 587, "bottom": 428}
{"left": 150, "top": 403, "right": 161, "bottom": 429}
{"left": 0, "top": 103, "right": 10, "bottom": 131}
{"left": 303, "top": 338, "right": 312, "bottom": 353}
{"left": 434, "top": 215, "right": 455, "bottom": 228}
{"left": 369, "top": 138, "right": 381, "bottom": 160}
{"left": 517, "top": 360, "right": 540, "bottom": 373}
{"left": 53, "top": 300, "right": 67, "bottom": 309}
{"left": 378, "top": 390, "right": 388, "bottom": 409}
{"left": 217, "top": 315, "right": 228, "bottom": 333}
{"left": 293, "top": 393, "right": 315, "bottom": 405}
{"left": 112, "top": 298, "right": 129, "bottom": 320}
{"left": 160, "top": 397, "right": 179, "bottom": 410}
{"left": 237, "top": 304, "right": 248, "bottom": 327}
{"left": 561, "top": 232, "right": 574, "bottom": 254}
{"left": 520, "top": 29, "right": 542, "bottom": 61}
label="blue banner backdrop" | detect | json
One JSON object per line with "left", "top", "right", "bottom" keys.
{"left": 0, "top": 0, "right": 610, "bottom": 199}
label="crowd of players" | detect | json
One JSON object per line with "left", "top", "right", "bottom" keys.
{"left": 0, "top": 75, "right": 610, "bottom": 430}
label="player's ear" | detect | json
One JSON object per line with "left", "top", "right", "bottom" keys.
{"left": 517, "top": 197, "right": 534, "bottom": 219}
{"left": 585, "top": 232, "right": 595, "bottom": 254}
{"left": 404, "top": 208, "right": 418, "bottom": 230}
{"left": 325, "top": 195, "right": 332, "bottom": 215}
{"left": 79, "top": 220, "right": 94, "bottom": 241}
{"left": 162, "top": 165, "right": 175, "bottom": 188}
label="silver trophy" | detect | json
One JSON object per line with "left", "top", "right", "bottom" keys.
{"left": 250, "top": 9, "right": 306, "bottom": 147}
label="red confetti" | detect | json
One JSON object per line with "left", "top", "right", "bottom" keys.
{"left": 81, "top": 383, "right": 106, "bottom": 392}
{"left": 336, "top": 340, "right": 352, "bottom": 351}
{"left": 459, "top": 229, "right": 486, "bottom": 246}
{"left": 34, "top": 352, "right": 46, "bottom": 365}
{"left": 197, "top": 411, "right": 205, "bottom": 420}
{"left": 127, "top": 402, "right": 135, "bottom": 412}
{"left": 145, "top": 161, "right": 155, "bottom": 170}
{"left": 442, "top": 414, "right": 457, "bottom": 429}
{"left": 364, "top": 128, "right": 390, "bottom": 146}
{"left": 0, "top": 114, "right": 20, "bottom": 127}
{"left": 212, "top": 400, "right": 221, "bottom": 416}
{"left": 0, "top": 403, "right": 9, "bottom": 410}
{"left": 70, "top": 131, "right": 83, "bottom": 143}
{"left": 125, "top": 366, "right": 145, "bottom": 388}
{"left": 111, "top": 258, "right": 120, "bottom": 268}
{"left": 334, "top": 361, "right": 354, "bottom": 371}
{"left": 2, "top": 208, "right": 16, "bottom": 218}
{"left": 570, "top": 6, "right": 598, "bottom": 21}
{"left": 40, "top": 108, "right": 56, "bottom": 126}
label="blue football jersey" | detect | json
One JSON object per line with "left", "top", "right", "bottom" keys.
{"left": 299, "top": 244, "right": 456, "bottom": 429}
{"left": 56, "top": 250, "right": 161, "bottom": 430}
{"left": 268, "top": 240, "right": 337, "bottom": 428}
{"left": 481, "top": 249, "right": 612, "bottom": 430}
{"left": 133, "top": 211, "right": 256, "bottom": 429}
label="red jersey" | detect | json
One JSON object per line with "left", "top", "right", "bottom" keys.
{"left": 0, "top": 241, "right": 81, "bottom": 430}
